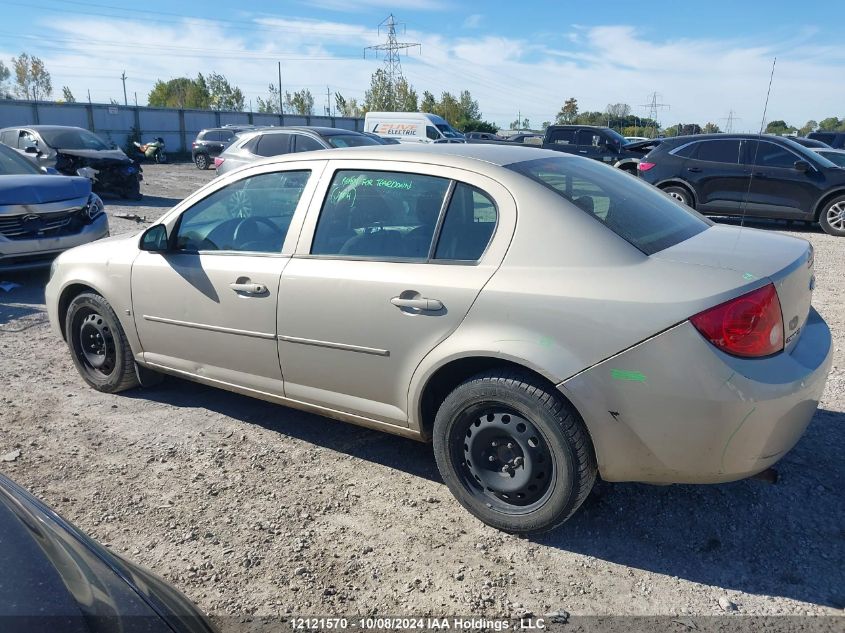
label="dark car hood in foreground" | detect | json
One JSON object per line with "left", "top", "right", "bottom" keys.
{"left": 0, "top": 175, "right": 91, "bottom": 206}
{"left": 0, "top": 473, "right": 217, "bottom": 633}
{"left": 58, "top": 148, "right": 133, "bottom": 164}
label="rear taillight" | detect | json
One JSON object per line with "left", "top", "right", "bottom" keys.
{"left": 690, "top": 283, "right": 784, "bottom": 358}
{"left": 637, "top": 161, "right": 655, "bottom": 172}
{"left": 213, "top": 157, "right": 224, "bottom": 168}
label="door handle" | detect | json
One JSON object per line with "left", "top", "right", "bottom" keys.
{"left": 390, "top": 296, "right": 443, "bottom": 311}
{"left": 230, "top": 281, "right": 267, "bottom": 294}
{"left": 578, "top": 150, "right": 589, "bottom": 153}
{"left": 752, "top": 171, "right": 767, "bottom": 178}
{"left": 686, "top": 167, "right": 702, "bottom": 172}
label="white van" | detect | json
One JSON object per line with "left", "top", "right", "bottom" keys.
{"left": 364, "top": 112, "right": 465, "bottom": 144}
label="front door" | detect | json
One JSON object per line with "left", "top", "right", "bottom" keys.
{"left": 744, "top": 140, "right": 822, "bottom": 219}
{"left": 277, "top": 163, "right": 515, "bottom": 425}
{"left": 131, "top": 167, "right": 318, "bottom": 395}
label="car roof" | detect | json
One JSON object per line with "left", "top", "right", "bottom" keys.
{"left": 242, "top": 126, "right": 363, "bottom": 137}
{"left": 5, "top": 125, "right": 88, "bottom": 133}
{"left": 248, "top": 142, "right": 557, "bottom": 169}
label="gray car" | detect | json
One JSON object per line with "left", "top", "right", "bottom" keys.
{"left": 0, "top": 142, "right": 108, "bottom": 271}
{"left": 45, "top": 145, "right": 831, "bottom": 533}
{"left": 214, "top": 126, "right": 380, "bottom": 176}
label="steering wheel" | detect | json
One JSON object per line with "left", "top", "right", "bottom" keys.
{"left": 233, "top": 217, "right": 280, "bottom": 251}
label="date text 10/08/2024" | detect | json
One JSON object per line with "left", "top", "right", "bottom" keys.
{"left": 289, "top": 617, "right": 550, "bottom": 630}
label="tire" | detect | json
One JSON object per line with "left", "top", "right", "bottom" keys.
{"left": 194, "top": 153, "right": 210, "bottom": 170}
{"left": 433, "top": 370, "right": 597, "bottom": 534}
{"left": 662, "top": 185, "right": 693, "bottom": 208}
{"left": 819, "top": 195, "right": 845, "bottom": 237}
{"left": 65, "top": 293, "right": 140, "bottom": 393}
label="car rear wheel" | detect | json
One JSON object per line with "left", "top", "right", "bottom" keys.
{"left": 819, "top": 195, "right": 845, "bottom": 237}
{"left": 662, "top": 185, "right": 693, "bottom": 207}
{"left": 65, "top": 293, "right": 139, "bottom": 393}
{"left": 433, "top": 370, "right": 596, "bottom": 534}
{"left": 194, "top": 153, "right": 210, "bottom": 170}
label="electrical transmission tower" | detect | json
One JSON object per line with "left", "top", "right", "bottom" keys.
{"left": 364, "top": 14, "right": 420, "bottom": 106}
{"left": 639, "top": 92, "right": 670, "bottom": 136}
{"left": 721, "top": 109, "right": 740, "bottom": 133}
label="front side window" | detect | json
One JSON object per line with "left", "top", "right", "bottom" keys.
{"left": 174, "top": 170, "right": 310, "bottom": 253}
{"left": 0, "top": 143, "right": 40, "bottom": 175}
{"left": 434, "top": 184, "right": 497, "bottom": 261}
{"left": 748, "top": 141, "right": 799, "bottom": 169}
{"left": 694, "top": 139, "right": 741, "bottom": 164}
{"left": 311, "top": 170, "right": 450, "bottom": 259}
{"left": 254, "top": 133, "right": 291, "bottom": 157}
{"left": 507, "top": 156, "right": 709, "bottom": 255}
{"left": 19, "top": 131, "right": 38, "bottom": 149}
{"left": 293, "top": 135, "right": 324, "bottom": 153}
{"left": 577, "top": 130, "right": 602, "bottom": 147}
{"left": 426, "top": 126, "right": 440, "bottom": 140}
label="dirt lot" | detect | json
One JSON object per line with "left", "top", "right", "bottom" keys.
{"left": 0, "top": 164, "right": 843, "bottom": 627}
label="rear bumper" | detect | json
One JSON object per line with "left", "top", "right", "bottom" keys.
{"left": 0, "top": 214, "right": 109, "bottom": 271}
{"left": 560, "top": 308, "right": 832, "bottom": 483}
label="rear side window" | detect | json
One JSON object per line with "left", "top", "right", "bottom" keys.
{"left": 434, "top": 184, "right": 497, "bottom": 261}
{"left": 254, "top": 133, "right": 291, "bottom": 157}
{"left": 219, "top": 130, "right": 235, "bottom": 142}
{"left": 311, "top": 170, "right": 450, "bottom": 259}
{"left": 547, "top": 129, "right": 576, "bottom": 145}
{"left": 694, "top": 140, "right": 741, "bottom": 164}
{"left": 507, "top": 156, "right": 710, "bottom": 255}
{"left": 672, "top": 142, "right": 699, "bottom": 158}
{"left": 0, "top": 130, "right": 16, "bottom": 146}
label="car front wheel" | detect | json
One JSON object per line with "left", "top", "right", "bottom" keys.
{"left": 819, "top": 195, "right": 845, "bottom": 237}
{"left": 65, "top": 292, "right": 140, "bottom": 393}
{"left": 433, "top": 370, "right": 596, "bottom": 534}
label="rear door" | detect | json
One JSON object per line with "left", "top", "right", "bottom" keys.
{"left": 682, "top": 139, "right": 748, "bottom": 214}
{"left": 744, "top": 140, "right": 821, "bottom": 219}
{"left": 544, "top": 128, "right": 578, "bottom": 154}
{"left": 276, "top": 160, "right": 516, "bottom": 425}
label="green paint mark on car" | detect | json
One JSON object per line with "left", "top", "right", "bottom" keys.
{"left": 743, "top": 272, "right": 756, "bottom": 280}
{"left": 610, "top": 369, "right": 647, "bottom": 382}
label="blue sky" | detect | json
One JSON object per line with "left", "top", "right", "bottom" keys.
{"left": 1, "top": 0, "right": 842, "bottom": 129}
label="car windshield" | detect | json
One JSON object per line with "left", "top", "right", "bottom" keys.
{"left": 507, "top": 156, "right": 710, "bottom": 255}
{"left": 326, "top": 134, "right": 381, "bottom": 148}
{"left": 0, "top": 144, "right": 41, "bottom": 175}
{"left": 604, "top": 128, "right": 628, "bottom": 146}
{"left": 436, "top": 124, "right": 463, "bottom": 139}
{"left": 39, "top": 128, "right": 109, "bottom": 151}
{"left": 818, "top": 150, "right": 845, "bottom": 167}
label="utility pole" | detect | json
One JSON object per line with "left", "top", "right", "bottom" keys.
{"left": 364, "top": 14, "right": 421, "bottom": 109}
{"left": 326, "top": 86, "right": 332, "bottom": 116}
{"left": 120, "top": 70, "right": 127, "bottom": 106}
{"left": 277, "top": 62, "right": 283, "bottom": 114}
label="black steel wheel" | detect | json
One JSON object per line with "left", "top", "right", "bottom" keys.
{"left": 66, "top": 293, "right": 140, "bottom": 393}
{"left": 433, "top": 370, "right": 596, "bottom": 534}
{"left": 457, "top": 406, "right": 554, "bottom": 511}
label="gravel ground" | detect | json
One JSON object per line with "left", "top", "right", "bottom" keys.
{"left": 0, "top": 164, "right": 843, "bottom": 628}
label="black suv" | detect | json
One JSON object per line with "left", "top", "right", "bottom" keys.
{"left": 191, "top": 126, "right": 254, "bottom": 170}
{"left": 638, "top": 134, "right": 845, "bottom": 236}
{"left": 542, "top": 125, "right": 651, "bottom": 173}
{"left": 808, "top": 131, "right": 845, "bottom": 149}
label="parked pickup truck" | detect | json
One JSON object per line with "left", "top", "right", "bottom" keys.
{"left": 542, "top": 125, "right": 656, "bottom": 174}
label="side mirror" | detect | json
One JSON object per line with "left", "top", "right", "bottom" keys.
{"left": 140, "top": 224, "right": 169, "bottom": 252}
{"left": 24, "top": 146, "right": 39, "bottom": 154}
{"left": 40, "top": 166, "right": 59, "bottom": 175}
{"left": 794, "top": 160, "right": 811, "bottom": 172}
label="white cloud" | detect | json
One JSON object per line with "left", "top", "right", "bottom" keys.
{"left": 13, "top": 16, "right": 844, "bottom": 130}
{"left": 463, "top": 14, "right": 483, "bottom": 29}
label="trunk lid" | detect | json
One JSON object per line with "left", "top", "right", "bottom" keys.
{"left": 653, "top": 225, "right": 814, "bottom": 352}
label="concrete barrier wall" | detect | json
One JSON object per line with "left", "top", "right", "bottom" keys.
{"left": 0, "top": 100, "right": 364, "bottom": 152}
